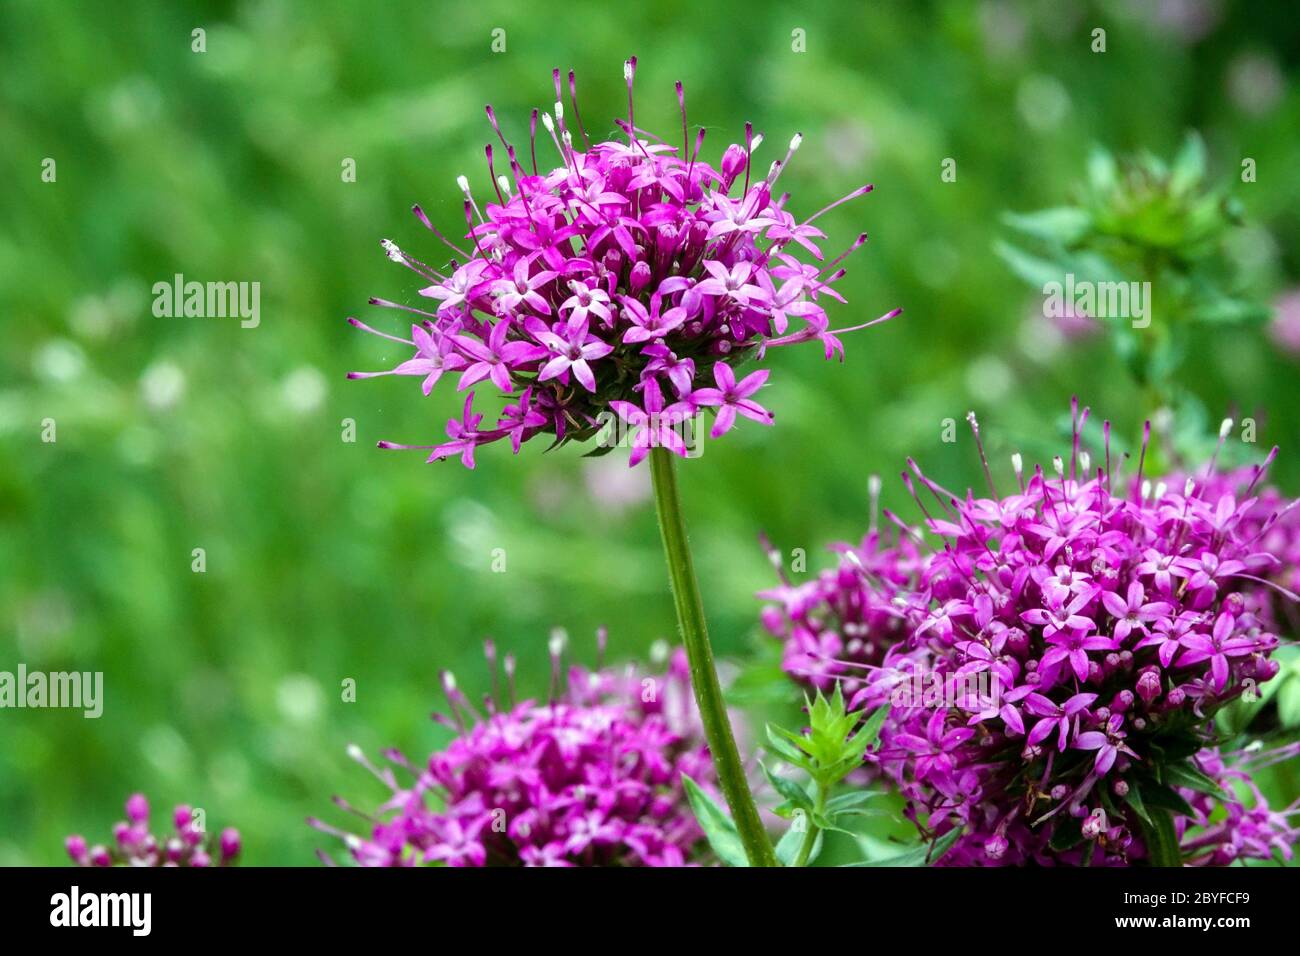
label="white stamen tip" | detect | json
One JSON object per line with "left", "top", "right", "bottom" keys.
{"left": 549, "top": 627, "right": 567, "bottom": 656}
{"left": 381, "top": 239, "right": 403, "bottom": 261}
{"left": 455, "top": 175, "right": 470, "bottom": 192}
{"left": 1154, "top": 481, "right": 1167, "bottom": 500}
{"left": 554, "top": 101, "right": 564, "bottom": 120}
{"left": 442, "top": 671, "right": 457, "bottom": 691}
{"left": 1219, "top": 418, "right": 1234, "bottom": 439}
{"left": 650, "top": 639, "right": 669, "bottom": 664}
{"left": 497, "top": 175, "right": 512, "bottom": 195}
{"left": 868, "top": 474, "right": 882, "bottom": 496}
{"left": 541, "top": 112, "right": 555, "bottom": 132}
{"left": 844, "top": 550, "right": 864, "bottom": 570}
{"left": 623, "top": 61, "right": 633, "bottom": 81}
{"left": 1052, "top": 455, "right": 1064, "bottom": 477}
{"left": 346, "top": 743, "right": 364, "bottom": 761}
{"left": 1011, "top": 453, "right": 1023, "bottom": 474}
{"left": 1184, "top": 478, "right": 1196, "bottom": 497}
{"left": 750, "top": 134, "right": 764, "bottom": 151}
{"left": 1079, "top": 451, "right": 1091, "bottom": 474}
{"left": 1141, "top": 479, "right": 1152, "bottom": 501}
{"left": 789, "top": 133, "right": 803, "bottom": 151}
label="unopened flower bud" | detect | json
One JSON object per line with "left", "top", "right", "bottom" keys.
{"left": 1137, "top": 670, "right": 1161, "bottom": 704}
{"left": 1082, "top": 808, "right": 1108, "bottom": 839}
{"left": 984, "top": 834, "right": 1008, "bottom": 860}
{"left": 125, "top": 793, "right": 149, "bottom": 824}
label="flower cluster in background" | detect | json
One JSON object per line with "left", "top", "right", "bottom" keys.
{"left": 350, "top": 61, "right": 896, "bottom": 468}
{"left": 311, "top": 633, "right": 716, "bottom": 866}
{"left": 1178, "top": 746, "right": 1300, "bottom": 865}
{"left": 758, "top": 511, "right": 923, "bottom": 697}
{"left": 65, "top": 793, "right": 241, "bottom": 867}
{"left": 761, "top": 406, "right": 1299, "bottom": 865}
{"left": 1186, "top": 462, "right": 1300, "bottom": 627}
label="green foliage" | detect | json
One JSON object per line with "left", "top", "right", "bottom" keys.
{"left": 760, "top": 687, "right": 910, "bottom": 866}
{"left": 846, "top": 826, "right": 963, "bottom": 867}
{"left": 680, "top": 774, "right": 750, "bottom": 867}
{"left": 997, "top": 132, "right": 1277, "bottom": 467}
{"left": 1, "top": 0, "right": 1297, "bottom": 866}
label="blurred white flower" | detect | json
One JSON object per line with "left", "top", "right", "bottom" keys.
{"left": 964, "top": 354, "right": 1014, "bottom": 403}
{"left": 140, "top": 360, "right": 186, "bottom": 410}
{"left": 1017, "top": 75, "right": 1070, "bottom": 132}
{"left": 1269, "top": 289, "right": 1300, "bottom": 359}
{"left": 276, "top": 674, "right": 324, "bottom": 724}
{"left": 1227, "top": 52, "right": 1283, "bottom": 117}
{"left": 33, "top": 340, "right": 86, "bottom": 383}
{"left": 281, "top": 365, "right": 327, "bottom": 414}
{"left": 583, "top": 456, "right": 652, "bottom": 515}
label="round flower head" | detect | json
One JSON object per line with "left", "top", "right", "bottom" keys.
{"left": 349, "top": 60, "right": 899, "bottom": 468}
{"left": 1177, "top": 744, "right": 1300, "bottom": 865}
{"left": 65, "top": 793, "right": 241, "bottom": 867}
{"left": 311, "top": 632, "right": 718, "bottom": 866}
{"left": 770, "top": 404, "right": 1297, "bottom": 865}
{"left": 1168, "top": 440, "right": 1300, "bottom": 631}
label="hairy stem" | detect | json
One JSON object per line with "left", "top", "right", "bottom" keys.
{"left": 648, "top": 446, "right": 776, "bottom": 867}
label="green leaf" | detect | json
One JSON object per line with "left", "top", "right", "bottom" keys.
{"left": 1136, "top": 807, "right": 1183, "bottom": 867}
{"left": 767, "top": 723, "right": 815, "bottom": 763}
{"left": 1169, "top": 132, "right": 1207, "bottom": 195}
{"left": 1140, "top": 781, "right": 1195, "bottom": 819}
{"left": 1049, "top": 816, "right": 1085, "bottom": 852}
{"left": 1276, "top": 672, "right": 1300, "bottom": 728}
{"left": 760, "top": 761, "right": 815, "bottom": 814}
{"left": 1125, "top": 781, "right": 1150, "bottom": 826}
{"left": 993, "top": 240, "right": 1066, "bottom": 289}
{"left": 680, "top": 774, "right": 749, "bottom": 867}
{"left": 1001, "top": 207, "right": 1091, "bottom": 244}
{"left": 1188, "top": 294, "right": 1271, "bottom": 326}
{"left": 1087, "top": 145, "right": 1118, "bottom": 193}
{"left": 851, "top": 703, "right": 890, "bottom": 753}
{"left": 824, "top": 790, "right": 881, "bottom": 814}
{"left": 764, "top": 723, "right": 809, "bottom": 766}
{"left": 1162, "top": 761, "right": 1230, "bottom": 800}
{"left": 848, "top": 826, "right": 964, "bottom": 867}
{"left": 775, "top": 822, "right": 823, "bottom": 867}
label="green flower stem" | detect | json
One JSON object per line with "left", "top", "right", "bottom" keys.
{"left": 648, "top": 446, "right": 776, "bottom": 868}
{"left": 793, "top": 784, "right": 825, "bottom": 868}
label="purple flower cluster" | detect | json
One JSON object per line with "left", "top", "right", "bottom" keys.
{"left": 1179, "top": 460, "right": 1300, "bottom": 631}
{"left": 761, "top": 406, "right": 1298, "bottom": 865}
{"left": 311, "top": 634, "right": 716, "bottom": 866}
{"left": 349, "top": 61, "right": 896, "bottom": 467}
{"left": 758, "top": 502, "right": 924, "bottom": 695}
{"left": 1178, "top": 745, "right": 1300, "bottom": 865}
{"left": 65, "top": 793, "right": 241, "bottom": 867}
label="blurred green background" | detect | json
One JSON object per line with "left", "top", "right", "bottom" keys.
{"left": 2, "top": 0, "right": 1298, "bottom": 865}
